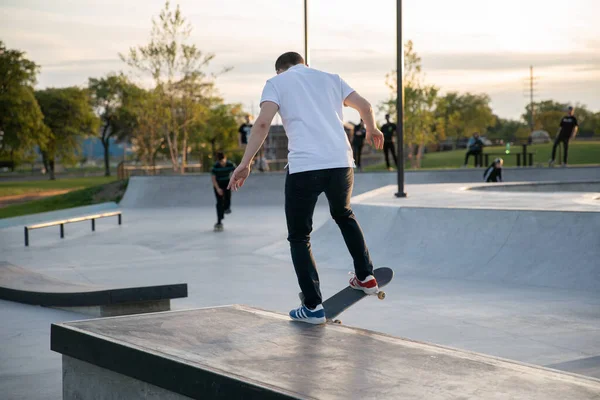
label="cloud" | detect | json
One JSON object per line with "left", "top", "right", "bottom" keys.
{"left": 422, "top": 51, "right": 600, "bottom": 71}
{"left": 43, "top": 59, "right": 123, "bottom": 70}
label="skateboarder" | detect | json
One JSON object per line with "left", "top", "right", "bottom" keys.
{"left": 549, "top": 106, "right": 578, "bottom": 166}
{"left": 211, "top": 152, "right": 235, "bottom": 231}
{"left": 380, "top": 114, "right": 398, "bottom": 170}
{"left": 227, "top": 51, "right": 384, "bottom": 324}
{"left": 483, "top": 157, "right": 503, "bottom": 182}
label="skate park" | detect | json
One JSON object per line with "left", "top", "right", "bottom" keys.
{"left": 2, "top": 0, "right": 600, "bottom": 397}
{"left": 1, "top": 166, "right": 600, "bottom": 399}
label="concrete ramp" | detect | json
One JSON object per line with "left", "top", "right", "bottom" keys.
{"left": 118, "top": 167, "right": 600, "bottom": 209}
{"left": 259, "top": 205, "right": 600, "bottom": 292}
{"left": 51, "top": 305, "right": 600, "bottom": 400}
{"left": 118, "top": 174, "right": 400, "bottom": 209}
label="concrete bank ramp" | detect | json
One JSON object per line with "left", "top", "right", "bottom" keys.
{"left": 118, "top": 167, "right": 600, "bottom": 209}
{"left": 259, "top": 204, "right": 600, "bottom": 292}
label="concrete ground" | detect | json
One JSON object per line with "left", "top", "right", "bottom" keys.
{"left": 1, "top": 166, "right": 599, "bottom": 399}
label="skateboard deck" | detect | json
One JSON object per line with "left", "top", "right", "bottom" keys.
{"left": 300, "top": 267, "right": 394, "bottom": 323}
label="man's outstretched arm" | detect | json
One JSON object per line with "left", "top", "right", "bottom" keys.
{"left": 344, "top": 92, "right": 384, "bottom": 149}
{"left": 228, "top": 102, "right": 279, "bottom": 190}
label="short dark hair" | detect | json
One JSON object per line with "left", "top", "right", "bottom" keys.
{"left": 216, "top": 152, "right": 225, "bottom": 160}
{"left": 275, "top": 52, "right": 305, "bottom": 71}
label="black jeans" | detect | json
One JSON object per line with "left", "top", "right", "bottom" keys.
{"left": 464, "top": 150, "right": 482, "bottom": 166}
{"left": 551, "top": 137, "right": 569, "bottom": 164}
{"left": 383, "top": 141, "right": 397, "bottom": 168}
{"left": 285, "top": 167, "right": 374, "bottom": 308}
{"left": 352, "top": 139, "right": 364, "bottom": 168}
{"left": 214, "top": 182, "right": 231, "bottom": 223}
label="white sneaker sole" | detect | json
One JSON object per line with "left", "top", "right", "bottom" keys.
{"left": 350, "top": 285, "right": 379, "bottom": 295}
{"left": 291, "top": 316, "right": 326, "bottom": 325}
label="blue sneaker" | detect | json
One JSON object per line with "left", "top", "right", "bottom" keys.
{"left": 289, "top": 304, "right": 326, "bottom": 324}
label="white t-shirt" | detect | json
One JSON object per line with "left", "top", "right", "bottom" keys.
{"left": 260, "top": 64, "right": 356, "bottom": 174}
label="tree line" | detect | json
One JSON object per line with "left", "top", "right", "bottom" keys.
{"left": 0, "top": 1, "right": 243, "bottom": 179}
{"left": 2, "top": 2, "right": 599, "bottom": 175}
{"left": 380, "top": 41, "right": 600, "bottom": 168}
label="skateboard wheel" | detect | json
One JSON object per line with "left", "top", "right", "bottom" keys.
{"left": 377, "top": 291, "right": 386, "bottom": 300}
{"left": 333, "top": 319, "right": 342, "bottom": 324}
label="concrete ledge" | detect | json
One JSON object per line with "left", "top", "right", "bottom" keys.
{"left": 0, "top": 262, "right": 187, "bottom": 316}
{"left": 51, "top": 305, "right": 600, "bottom": 400}
{"left": 56, "top": 299, "right": 172, "bottom": 318}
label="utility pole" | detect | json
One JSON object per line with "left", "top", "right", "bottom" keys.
{"left": 529, "top": 65, "right": 534, "bottom": 131}
{"left": 304, "top": 0, "right": 310, "bottom": 66}
{"left": 524, "top": 65, "right": 539, "bottom": 132}
{"left": 395, "top": 0, "right": 406, "bottom": 198}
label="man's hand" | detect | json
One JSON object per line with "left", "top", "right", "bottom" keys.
{"left": 216, "top": 187, "right": 224, "bottom": 196}
{"left": 228, "top": 163, "right": 251, "bottom": 191}
{"left": 367, "top": 128, "right": 384, "bottom": 150}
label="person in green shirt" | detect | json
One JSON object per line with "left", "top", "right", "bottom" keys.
{"left": 211, "top": 152, "right": 236, "bottom": 231}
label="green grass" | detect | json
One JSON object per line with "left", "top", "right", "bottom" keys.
{"left": 0, "top": 179, "right": 127, "bottom": 219}
{"left": 0, "top": 176, "right": 117, "bottom": 197}
{"left": 365, "top": 140, "right": 600, "bottom": 171}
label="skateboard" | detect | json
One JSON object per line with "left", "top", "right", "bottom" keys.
{"left": 300, "top": 267, "right": 394, "bottom": 324}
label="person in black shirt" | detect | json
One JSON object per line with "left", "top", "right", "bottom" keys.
{"left": 549, "top": 106, "right": 578, "bottom": 166}
{"left": 380, "top": 114, "right": 398, "bottom": 170}
{"left": 211, "top": 152, "right": 236, "bottom": 231}
{"left": 483, "top": 158, "right": 503, "bottom": 182}
{"left": 238, "top": 115, "right": 253, "bottom": 148}
{"left": 352, "top": 120, "right": 366, "bottom": 171}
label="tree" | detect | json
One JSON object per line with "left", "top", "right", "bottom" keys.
{"left": 523, "top": 100, "right": 599, "bottom": 138}
{"left": 88, "top": 73, "right": 138, "bottom": 176}
{"left": 120, "top": 0, "right": 225, "bottom": 173}
{"left": 194, "top": 103, "right": 244, "bottom": 157}
{"left": 35, "top": 87, "right": 100, "bottom": 179}
{"left": 487, "top": 116, "right": 527, "bottom": 142}
{"left": 435, "top": 92, "right": 494, "bottom": 147}
{"left": 0, "top": 41, "right": 49, "bottom": 164}
{"left": 381, "top": 41, "right": 443, "bottom": 168}
{"left": 126, "top": 88, "right": 169, "bottom": 167}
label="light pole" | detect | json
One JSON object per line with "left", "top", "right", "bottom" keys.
{"left": 395, "top": 0, "right": 407, "bottom": 198}
{"left": 304, "top": 0, "right": 310, "bottom": 65}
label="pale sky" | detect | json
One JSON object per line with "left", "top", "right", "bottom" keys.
{"left": 1, "top": 0, "right": 599, "bottom": 123}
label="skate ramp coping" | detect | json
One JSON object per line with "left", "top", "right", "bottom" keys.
{"left": 467, "top": 180, "right": 600, "bottom": 193}
{"left": 0, "top": 262, "right": 187, "bottom": 317}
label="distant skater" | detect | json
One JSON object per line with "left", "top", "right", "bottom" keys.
{"left": 483, "top": 158, "right": 503, "bottom": 182}
{"left": 549, "top": 106, "right": 578, "bottom": 166}
{"left": 227, "top": 51, "right": 384, "bottom": 324}
{"left": 211, "top": 152, "right": 235, "bottom": 231}
{"left": 238, "top": 115, "right": 253, "bottom": 149}
{"left": 380, "top": 114, "right": 398, "bottom": 170}
{"left": 352, "top": 119, "right": 366, "bottom": 171}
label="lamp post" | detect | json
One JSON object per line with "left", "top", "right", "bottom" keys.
{"left": 304, "top": 0, "right": 309, "bottom": 65}
{"left": 395, "top": 0, "right": 407, "bottom": 198}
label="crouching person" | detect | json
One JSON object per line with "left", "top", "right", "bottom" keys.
{"left": 483, "top": 157, "right": 503, "bottom": 182}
